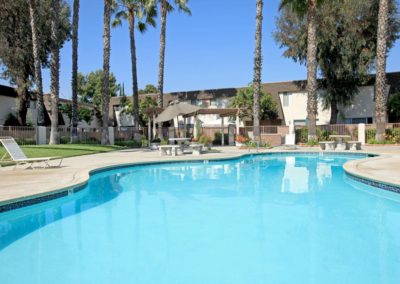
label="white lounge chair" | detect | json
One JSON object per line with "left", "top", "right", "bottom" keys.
{"left": 0, "top": 137, "right": 63, "bottom": 169}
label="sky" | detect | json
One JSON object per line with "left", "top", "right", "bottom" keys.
{"left": 2, "top": 0, "right": 400, "bottom": 99}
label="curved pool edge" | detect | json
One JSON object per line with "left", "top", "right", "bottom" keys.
{"left": 343, "top": 154, "right": 400, "bottom": 193}
{"left": 0, "top": 150, "right": 397, "bottom": 213}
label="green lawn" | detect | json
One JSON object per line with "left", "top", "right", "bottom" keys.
{"left": 0, "top": 144, "right": 124, "bottom": 166}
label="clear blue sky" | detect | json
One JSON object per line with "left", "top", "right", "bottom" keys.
{"left": 2, "top": 0, "right": 400, "bottom": 99}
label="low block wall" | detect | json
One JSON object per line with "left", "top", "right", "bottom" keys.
{"left": 261, "top": 134, "right": 283, "bottom": 147}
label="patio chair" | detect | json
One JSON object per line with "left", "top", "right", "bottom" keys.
{"left": 0, "top": 137, "right": 63, "bottom": 169}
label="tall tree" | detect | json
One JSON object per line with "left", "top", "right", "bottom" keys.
{"left": 0, "top": 0, "right": 70, "bottom": 126}
{"left": 276, "top": 0, "right": 399, "bottom": 124}
{"left": 231, "top": 85, "right": 278, "bottom": 121}
{"left": 28, "top": 0, "right": 46, "bottom": 126}
{"left": 49, "top": 0, "right": 62, "bottom": 144}
{"left": 305, "top": 0, "right": 318, "bottom": 140}
{"left": 78, "top": 70, "right": 120, "bottom": 107}
{"left": 71, "top": 0, "right": 80, "bottom": 142}
{"left": 280, "top": 0, "right": 319, "bottom": 140}
{"left": 156, "top": 0, "right": 190, "bottom": 108}
{"left": 375, "top": 0, "right": 390, "bottom": 141}
{"left": 101, "top": 0, "right": 112, "bottom": 145}
{"left": 113, "top": 0, "right": 157, "bottom": 128}
{"left": 252, "top": 0, "right": 263, "bottom": 142}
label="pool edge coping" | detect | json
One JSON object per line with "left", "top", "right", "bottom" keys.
{"left": 0, "top": 150, "right": 398, "bottom": 213}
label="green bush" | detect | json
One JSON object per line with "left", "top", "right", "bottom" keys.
{"left": 15, "top": 138, "right": 36, "bottom": 145}
{"left": 160, "top": 139, "right": 169, "bottom": 145}
{"left": 4, "top": 113, "right": 20, "bottom": 126}
{"left": 307, "top": 139, "right": 319, "bottom": 146}
{"left": 392, "top": 128, "right": 400, "bottom": 143}
{"left": 115, "top": 140, "right": 142, "bottom": 148}
{"left": 365, "top": 128, "right": 400, "bottom": 143}
{"left": 316, "top": 128, "right": 330, "bottom": 141}
{"left": 141, "top": 138, "right": 149, "bottom": 147}
{"left": 367, "top": 138, "right": 394, "bottom": 144}
{"left": 295, "top": 128, "right": 308, "bottom": 143}
{"left": 245, "top": 140, "right": 258, "bottom": 147}
{"left": 198, "top": 134, "right": 212, "bottom": 145}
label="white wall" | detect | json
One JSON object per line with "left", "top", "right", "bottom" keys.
{"left": 279, "top": 86, "right": 381, "bottom": 126}
{"left": 279, "top": 91, "right": 330, "bottom": 126}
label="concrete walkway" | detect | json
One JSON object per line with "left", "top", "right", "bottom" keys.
{"left": 0, "top": 146, "right": 399, "bottom": 206}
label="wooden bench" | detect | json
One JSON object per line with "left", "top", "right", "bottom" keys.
{"left": 319, "top": 141, "right": 336, "bottom": 151}
{"left": 159, "top": 145, "right": 180, "bottom": 156}
{"left": 346, "top": 141, "right": 362, "bottom": 150}
{"left": 189, "top": 144, "right": 204, "bottom": 156}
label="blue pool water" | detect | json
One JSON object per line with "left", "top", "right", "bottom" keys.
{"left": 1, "top": 153, "right": 400, "bottom": 284}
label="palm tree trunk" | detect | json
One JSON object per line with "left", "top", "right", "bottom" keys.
{"left": 49, "top": 0, "right": 61, "bottom": 145}
{"left": 101, "top": 0, "right": 111, "bottom": 145}
{"left": 71, "top": 0, "right": 80, "bottom": 143}
{"left": 157, "top": 0, "right": 167, "bottom": 108}
{"left": 128, "top": 7, "right": 140, "bottom": 129}
{"left": 375, "top": 0, "right": 389, "bottom": 142}
{"left": 306, "top": 0, "right": 318, "bottom": 141}
{"left": 28, "top": 0, "right": 45, "bottom": 127}
{"left": 253, "top": 0, "right": 263, "bottom": 142}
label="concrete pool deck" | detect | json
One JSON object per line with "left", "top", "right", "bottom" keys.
{"left": 0, "top": 146, "right": 399, "bottom": 207}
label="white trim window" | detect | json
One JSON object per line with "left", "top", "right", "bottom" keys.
{"left": 282, "top": 93, "right": 290, "bottom": 107}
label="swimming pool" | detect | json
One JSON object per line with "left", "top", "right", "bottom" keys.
{"left": 1, "top": 153, "right": 400, "bottom": 283}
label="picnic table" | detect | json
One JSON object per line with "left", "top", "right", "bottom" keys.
{"left": 168, "top": 138, "right": 191, "bottom": 153}
{"left": 329, "top": 135, "right": 351, "bottom": 150}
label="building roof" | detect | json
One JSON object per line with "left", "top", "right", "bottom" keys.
{"left": 182, "top": 108, "right": 240, "bottom": 118}
{"left": 0, "top": 85, "right": 21, "bottom": 98}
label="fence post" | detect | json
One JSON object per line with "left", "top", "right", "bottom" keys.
{"left": 36, "top": 126, "right": 47, "bottom": 145}
{"left": 228, "top": 125, "right": 235, "bottom": 145}
{"left": 108, "top": 127, "right": 115, "bottom": 145}
{"left": 358, "top": 123, "right": 365, "bottom": 144}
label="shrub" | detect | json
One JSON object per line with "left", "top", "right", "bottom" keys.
{"left": 160, "top": 139, "right": 169, "bottom": 145}
{"left": 4, "top": 113, "right": 20, "bottom": 126}
{"left": 295, "top": 128, "right": 308, "bottom": 143}
{"left": 260, "top": 141, "right": 272, "bottom": 148}
{"left": 198, "top": 134, "right": 212, "bottom": 145}
{"left": 365, "top": 128, "right": 400, "bottom": 143}
{"left": 245, "top": 140, "right": 258, "bottom": 147}
{"left": 15, "top": 138, "right": 36, "bottom": 145}
{"left": 307, "top": 139, "right": 319, "bottom": 146}
{"left": 151, "top": 137, "right": 161, "bottom": 143}
{"left": 316, "top": 128, "right": 330, "bottom": 141}
{"left": 141, "top": 137, "right": 149, "bottom": 147}
{"left": 235, "top": 135, "right": 250, "bottom": 143}
{"left": 115, "top": 140, "right": 142, "bottom": 148}
{"left": 367, "top": 138, "right": 394, "bottom": 145}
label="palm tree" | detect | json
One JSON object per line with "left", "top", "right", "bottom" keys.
{"left": 49, "top": 0, "right": 61, "bottom": 144}
{"left": 253, "top": 0, "right": 263, "bottom": 142}
{"left": 101, "top": 0, "right": 112, "bottom": 145}
{"left": 280, "top": 0, "right": 319, "bottom": 141}
{"left": 28, "top": 0, "right": 46, "bottom": 126}
{"left": 71, "top": 0, "right": 80, "bottom": 143}
{"left": 113, "top": 0, "right": 157, "bottom": 128}
{"left": 156, "top": 0, "right": 190, "bottom": 108}
{"left": 375, "top": 0, "right": 389, "bottom": 142}
{"left": 305, "top": 0, "right": 318, "bottom": 140}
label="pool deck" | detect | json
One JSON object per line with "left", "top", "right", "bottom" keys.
{"left": 0, "top": 146, "right": 399, "bottom": 207}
